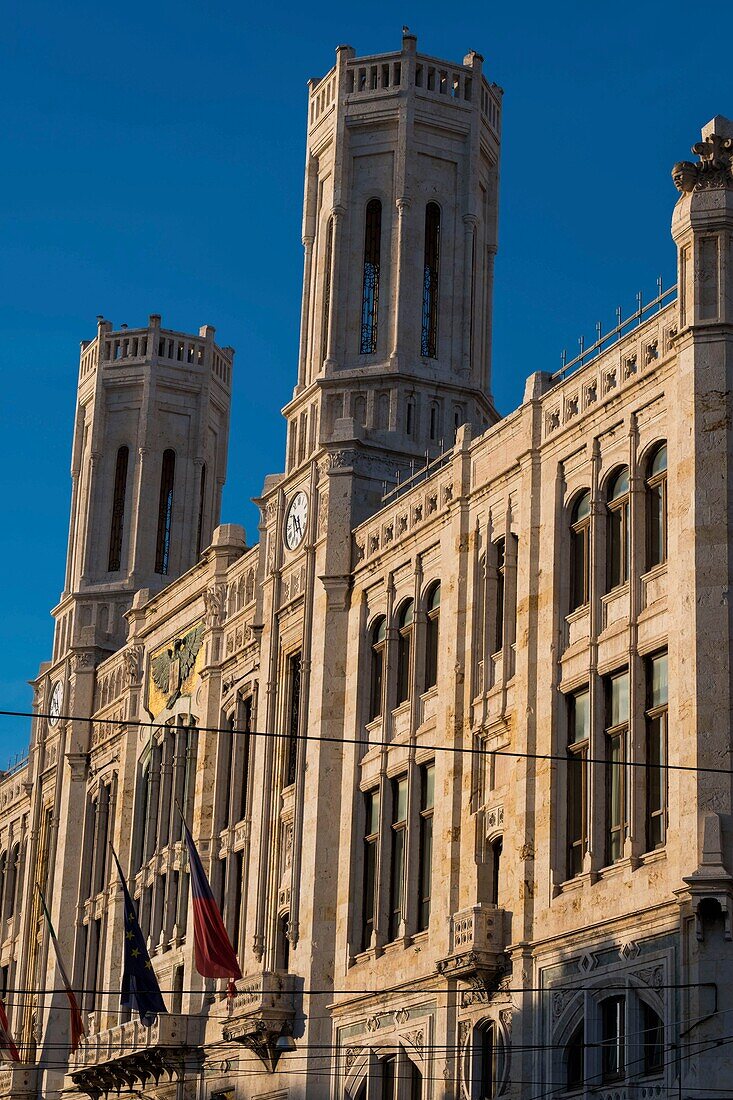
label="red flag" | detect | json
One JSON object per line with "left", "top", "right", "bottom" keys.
{"left": 0, "top": 999, "right": 19, "bottom": 1063}
{"left": 36, "top": 884, "right": 85, "bottom": 1052}
{"left": 180, "top": 816, "right": 242, "bottom": 989}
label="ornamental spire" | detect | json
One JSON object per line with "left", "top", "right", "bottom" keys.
{"left": 672, "top": 115, "right": 733, "bottom": 193}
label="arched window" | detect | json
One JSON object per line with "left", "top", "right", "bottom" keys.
{"left": 321, "top": 216, "right": 334, "bottom": 364}
{"left": 5, "top": 844, "right": 19, "bottom": 918}
{"left": 565, "top": 1022, "right": 585, "bottom": 1089}
{"left": 155, "top": 449, "right": 176, "bottom": 575}
{"left": 396, "top": 599, "right": 414, "bottom": 705}
{"left": 493, "top": 540, "right": 505, "bottom": 652}
{"left": 421, "top": 203, "right": 441, "bottom": 358}
{"left": 641, "top": 1001, "right": 664, "bottom": 1074}
{"left": 195, "top": 463, "right": 207, "bottom": 558}
{"left": 108, "top": 445, "right": 129, "bottom": 572}
{"left": 424, "top": 583, "right": 440, "bottom": 690}
{"left": 490, "top": 836, "right": 503, "bottom": 906}
{"left": 360, "top": 199, "right": 381, "bottom": 354}
{"left": 607, "top": 466, "right": 630, "bottom": 590}
{"left": 0, "top": 851, "right": 6, "bottom": 916}
{"left": 646, "top": 443, "right": 667, "bottom": 569}
{"left": 570, "top": 490, "right": 591, "bottom": 611}
{"left": 369, "top": 617, "right": 386, "bottom": 721}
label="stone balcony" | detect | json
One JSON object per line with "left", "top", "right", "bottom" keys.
{"left": 222, "top": 969, "right": 296, "bottom": 1072}
{"left": 437, "top": 904, "right": 506, "bottom": 982}
{"left": 0, "top": 1064, "right": 38, "bottom": 1098}
{"left": 68, "top": 1014, "right": 204, "bottom": 1098}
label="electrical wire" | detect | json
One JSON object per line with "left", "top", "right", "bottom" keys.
{"left": 0, "top": 707, "right": 726, "bottom": 778}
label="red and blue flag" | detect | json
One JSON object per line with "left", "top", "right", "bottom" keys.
{"left": 180, "top": 816, "right": 242, "bottom": 990}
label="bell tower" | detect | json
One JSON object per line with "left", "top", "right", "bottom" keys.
{"left": 52, "top": 313, "right": 233, "bottom": 656}
{"left": 283, "top": 30, "right": 502, "bottom": 478}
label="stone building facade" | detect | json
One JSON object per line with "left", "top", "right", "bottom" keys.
{"left": 1, "top": 29, "right": 733, "bottom": 1100}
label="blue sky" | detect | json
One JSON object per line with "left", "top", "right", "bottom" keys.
{"left": 0, "top": 0, "right": 730, "bottom": 762}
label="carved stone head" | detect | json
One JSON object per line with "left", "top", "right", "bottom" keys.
{"left": 672, "top": 160, "right": 698, "bottom": 193}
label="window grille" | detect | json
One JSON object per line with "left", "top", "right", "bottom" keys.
{"left": 421, "top": 203, "right": 441, "bottom": 357}
{"left": 360, "top": 200, "right": 381, "bottom": 353}
{"left": 154, "top": 449, "right": 175, "bottom": 575}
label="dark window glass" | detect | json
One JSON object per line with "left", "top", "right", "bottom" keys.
{"left": 566, "top": 1023, "right": 584, "bottom": 1089}
{"left": 424, "top": 583, "right": 440, "bottom": 689}
{"left": 647, "top": 443, "right": 667, "bottom": 569}
{"left": 409, "top": 1059, "right": 422, "bottom": 1100}
{"left": 381, "top": 1055, "right": 397, "bottom": 1100}
{"left": 605, "top": 671, "right": 629, "bottom": 864}
{"left": 417, "top": 763, "right": 434, "bottom": 931}
{"left": 396, "top": 600, "right": 414, "bottom": 705}
{"left": 601, "top": 996, "right": 626, "bottom": 1081}
{"left": 480, "top": 1022, "right": 496, "bottom": 1099}
{"left": 389, "top": 776, "right": 408, "bottom": 940}
{"left": 567, "top": 689, "right": 589, "bottom": 878}
{"left": 286, "top": 652, "right": 302, "bottom": 787}
{"left": 362, "top": 788, "right": 380, "bottom": 951}
{"left": 155, "top": 449, "right": 175, "bottom": 575}
{"left": 570, "top": 490, "right": 591, "bottom": 611}
{"left": 641, "top": 1001, "right": 664, "bottom": 1073}
{"left": 195, "top": 463, "right": 206, "bottom": 558}
{"left": 108, "top": 446, "right": 129, "bottom": 572}
{"left": 369, "top": 617, "right": 386, "bottom": 720}
{"left": 321, "top": 217, "right": 333, "bottom": 364}
{"left": 421, "top": 203, "right": 441, "bottom": 357}
{"left": 360, "top": 200, "right": 382, "bottom": 353}
{"left": 646, "top": 651, "right": 668, "bottom": 850}
{"left": 494, "top": 540, "right": 505, "bottom": 652}
{"left": 490, "top": 836, "right": 503, "bottom": 906}
{"left": 607, "top": 467, "right": 630, "bottom": 590}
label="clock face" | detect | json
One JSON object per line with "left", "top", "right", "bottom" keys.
{"left": 284, "top": 491, "right": 309, "bottom": 551}
{"left": 48, "top": 681, "right": 62, "bottom": 727}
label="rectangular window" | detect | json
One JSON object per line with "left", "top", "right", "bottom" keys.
{"left": 605, "top": 671, "right": 629, "bottom": 864}
{"left": 417, "top": 763, "right": 434, "bottom": 931}
{"left": 362, "top": 788, "right": 380, "bottom": 951}
{"left": 567, "top": 688, "right": 589, "bottom": 878}
{"left": 601, "top": 996, "right": 626, "bottom": 1081}
{"left": 494, "top": 539, "right": 505, "bottom": 652}
{"left": 646, "top": 651, "right": 668, "bottom": 850}
{"left": 389, "top": 776, "right": 408, "bottom": 940}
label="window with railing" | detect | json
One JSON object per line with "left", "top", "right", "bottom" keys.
{"left": 360, "top": 199, "right": 382, "bottom": 354}
{"left": 421, "top": 203, "right": 441, "bottom": 358}
{"left": 108, "top": 446, "right": 129, "bottom": 572}
{"left": 155, "top": 449, "right": 175, "bottom": 575}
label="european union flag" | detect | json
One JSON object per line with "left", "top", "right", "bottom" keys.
{"left": 110, "top": 848, "right": 167, "bottom": 1026}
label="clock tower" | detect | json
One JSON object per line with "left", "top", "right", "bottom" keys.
{"left": 281, "top": 28, "right": 502, "bottom": 508}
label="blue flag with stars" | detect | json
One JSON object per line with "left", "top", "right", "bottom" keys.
{"left": 110, "top": 847, "right": 167, "bottom": 1026}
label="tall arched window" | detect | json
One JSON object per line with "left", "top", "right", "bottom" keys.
{"left": 360, "top": 199, "right": 382, "bottom": 354}
{"left": 565, "top": 1022, "right": 585, "bottom": 1089}
{"left": 321, "top": 216, "right": 334, "bottom": 364}
{"left": 641, "top": 1001, "right": 664, "bottom": 1073}
{"left": 5, "top": 844, "right": 19, "bottom": 918}
{"left": 490, "top": 836, "right": 503, "bottom": 906}
{"left": 646, "top": 442, "right": 667, "bottom": 569}
{"left": 369, "top": 617, "right": 386, "bottom": 721}
{"left": 607, "top": 466, "right": 630, "bottom": 590}
{"left": 570, "top": 490, "right": 591, "bottom": 610}
{"left": 494, "top": 539, "right": 505, "bottom": 652}
{"left": 424, "top": 583, "right": 441, "bottom": 690}
{"left": 108, "top": 445, "right": 129, "bottom": 572}
{"left": 396, "top": 599, "right": 414, "bottom": 705}
{"left": 421, "top": 203, "right": 441, "bottom": 358}
{"left": 155, "top": 449, "right": 176, "bottom": 575}
{"left": 195, "top": 463, "right": 207, "bottom": 558}
{"left": 601, "top": 995, "right": 625, "bottom": 1081}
